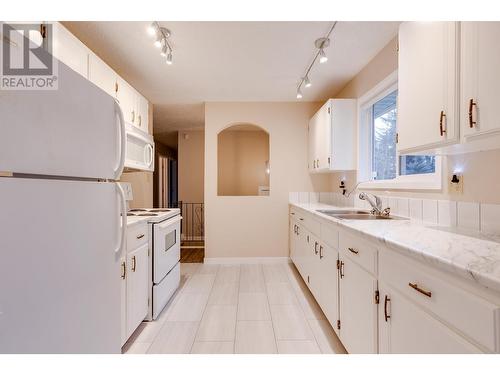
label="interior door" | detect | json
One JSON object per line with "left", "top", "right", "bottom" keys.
{"left": 461, "top": 22, "right": 500, "bottom": 138}
{"left": 0, "top": 177, "right": 124, "bottom": 353}
{"left": 397, "top": 22, "right": 459, "bottom": 152}
{"left": 126, "top": 243, "right": 149, "bottom": 338}
{"left": 378, "top": 283, "right": 481, "bottom": 354}
{"left": 0, "top": 61, "right": 124, "bottom": 180}
{"left": 339, "top": 257, "right": 378, "bottom": 353}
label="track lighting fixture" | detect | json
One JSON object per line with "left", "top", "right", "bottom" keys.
{"left": 295, "top": 22, "right": 337, "bottom": 99}
{"left": 147, "top": 21, "right": 174, "bottom": 66}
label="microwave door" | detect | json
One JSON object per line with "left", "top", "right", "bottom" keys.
{"left": 124, "top": 125, "right": 155, "bottom": 172}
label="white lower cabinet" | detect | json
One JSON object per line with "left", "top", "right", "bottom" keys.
{"left": 338, "top": 256, "right": 378, "bottom": 353}
{"left": 314, "top": 242, "right": 339, "bottom": 334}
{"left": 378, "top": 283, "right": 481, "bottom": 354}
{"left": 288, "top": 205, "right": 500, "bottom": 354}
{"left": 126, "top": 243, "right": 149, "bottom": 339}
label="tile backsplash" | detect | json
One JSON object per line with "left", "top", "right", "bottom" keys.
{"left": 289, "top": 191, "right": 500, "bottom": 236}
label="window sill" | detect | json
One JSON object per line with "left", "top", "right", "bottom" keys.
{"left": 358, "top": 176, "right": 442, "bottom": 191}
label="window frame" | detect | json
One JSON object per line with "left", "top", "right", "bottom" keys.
{"left": 357, "top": 71, "right": 442, "bottom": 191}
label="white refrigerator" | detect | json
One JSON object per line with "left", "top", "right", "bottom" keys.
{"left": 0, "top": 59, "right": 127, "bottom": 353}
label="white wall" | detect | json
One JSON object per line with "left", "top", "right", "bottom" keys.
{"left": 204, "top": 102, "right": 330, "bottom": 259}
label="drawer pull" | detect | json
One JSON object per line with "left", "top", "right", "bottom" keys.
{"left": 408, "top": 282, "right": 432, "bottom": 298}
{"left": 120, "top": 261, "right": 126, "bottom": 279}
{"left": 299, "top": 218, "right": 304, "bottom": 221}
{"left": 348, "top": 247, "right": 359, "bottom": 255}
{"left": 384, "top": 295, "right": 391, "bottom": 322}
{"left": 136, "top": 234, "right": 145, "bottom": 239}
{"left": 132, "top": 256, "right": 137, "bottom": 272}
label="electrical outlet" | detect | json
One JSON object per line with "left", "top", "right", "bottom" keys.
{"left": 449, "top": 173, "right": 463, "bottom": 194}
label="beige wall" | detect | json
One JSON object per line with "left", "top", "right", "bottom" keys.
{"left": 328, "top": 36, "right": 500, "bottom": 204}
{"left": 178, "top": 129, "right": 205, "bottom": 203}
{"left": 205, "top": 102, "right": 330, "bottom": 259}
{"left": 217, "top": 128, "right": 270, "bottom": 196}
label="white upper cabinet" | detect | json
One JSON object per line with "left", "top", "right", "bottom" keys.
{"left": 136, "top": 93, "right": 149, "bottom": 132}
{"left": 461, "top": 22, "right": 500, "bottom": 140}
{"left": 88, "top": 52, "right": 118, "bottom": 98}
{"left": 397, "top": 22, "right": 459, "bottom": 153}
{"left": 308, "top": 99, "right": 356, "bottom": 173}
{"left": 116, "top": 77, "right": 137, "bottom": 125}
{"left": 51, "top": 23, "right": 90, "bottom": 79}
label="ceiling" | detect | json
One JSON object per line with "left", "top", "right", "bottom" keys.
{"left": 64, "top": 21, "right": 399, "bottom": 147}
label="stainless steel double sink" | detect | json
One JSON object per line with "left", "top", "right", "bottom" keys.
{"left": 316, "top": 209, "right": 408, "bottom": 220}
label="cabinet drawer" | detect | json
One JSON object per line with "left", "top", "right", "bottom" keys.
{"left": 320, "top": 222, "right": 339, "bottom": 249}
{"left": 380, "top": 250, "right": 500, "bottom": 352}
{"left": 339, "top": 231, "right": 377, "bottom": 275}
{"left": 127, "top": 222, "right": 148, "bottom": 251}
{"left": 290, "top": 207, "right": 320, "bottom": 236}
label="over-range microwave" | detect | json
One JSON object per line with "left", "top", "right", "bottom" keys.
{"left": 124, "top": 123, "right": 155, "bottom": 172}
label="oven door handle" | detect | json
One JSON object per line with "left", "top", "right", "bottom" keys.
{"left": 157, "top": 215, "right": 182, "bottom": 230}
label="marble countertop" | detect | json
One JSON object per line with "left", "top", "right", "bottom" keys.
{"left": 291, "top": 202, "right": 500, "bottom": 294}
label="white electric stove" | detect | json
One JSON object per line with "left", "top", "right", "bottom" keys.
{"left": 120, "top": 184, "right": 181, "bottom": 321}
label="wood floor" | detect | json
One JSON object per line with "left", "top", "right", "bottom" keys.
{"left": 122, "top": 261, "right": 347, "bottom": 354}
{"left": 180, "top": 246, "right": 204, "bottom": 263}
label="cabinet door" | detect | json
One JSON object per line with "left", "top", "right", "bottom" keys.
{"left": 52, "top": 23, "right": 89, "bottom": 78}
{"left": 379, "top": 284, "right": 481, "bottom": 354}
{"left": 339, "top": 256, "right": 378, "bottom": 353}
{"left": 397, "top": 22, "right": 459, "bottom": 152}
{"left": 308, "top": 235, "right": 322, "bottom": 299}
{"left": 316, "top": 102, "right": 331, "bottom": 172}
{"left": 126, "top": 243, "right": 149, "bottom": 338}
{"left": 308, "top": 114, "right": 318, "bottom": 172}
{"left": 120, "top": 257, "right": 127, "bottom": 346}
{"left": 461, "top": 22, "right": 500, "bottom": 139}
{"left": 88, "top": 52, "right": 117, "bottom": 98}
{"left": 136, "top": 94, "right": 149, "bottom": 133}
{"left": 316, "top": 243, "right": 339, "bottom": 334}
{"left": 289, "top": 218, "right": 298, "bottom": 264}
{"left": 116, "top": 77, "right": 136, "bottom": 125}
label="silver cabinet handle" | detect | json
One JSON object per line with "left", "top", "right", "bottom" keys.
{"left": 319, "top": 245, "right": 323, "bottom": 259}
{"left": 136, "top": 234, "right": 145, "bottom": 239}
{"left": 314, "top": 241, "right": 319, "bottom": 255}
{"left": 348, "top": 247, "right": 359, "bottom": 255}
{"left": 131, "top": 256, "right": 137, "bottom": 272}
{"left": 121, "top": 261, "right": 126, "bottom": 279}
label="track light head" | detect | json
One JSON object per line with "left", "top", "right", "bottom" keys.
{"left": 154, "top": 38, "right": 162, "bottom": 48}
{"left": 319, "top": 49, "right": 328, "bottom": 63}
{"left": 296, "top": 88, "right": 303, "bottom": 99}
{"left": 304, "top": 76, "right": 311, "bottom": 88}
{"left": 160, "top": 43, "right": 168, "bottom": 57}
{"left": 166, "top": 52, "right": 173, "bottom": 65}
{"left": 147, "top": 22, "right": 157, "bottom": 36}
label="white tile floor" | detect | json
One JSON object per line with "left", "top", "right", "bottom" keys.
{"left": 122, "top": 262, "right": 347, "bottom": 354}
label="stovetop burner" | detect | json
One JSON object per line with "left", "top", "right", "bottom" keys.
{"left": 149, "top": 209, "right": 171, "bottom": 212}
{"left": 136, "top": 213, "right": 158, "bottom": 216}
{"left": 129, "top": 209, "right": 148, "bottom": 212}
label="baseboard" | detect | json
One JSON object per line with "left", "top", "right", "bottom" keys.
{"left": 203, "top": 257, "right": 291, "bottom": 265}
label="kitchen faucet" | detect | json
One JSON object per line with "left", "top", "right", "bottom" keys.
{"left": 359, "top": 192, "right": 390, "bottom": 216}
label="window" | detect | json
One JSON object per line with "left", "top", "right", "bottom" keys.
{"left": 358, "top": 71, "right": 441, "bottom": 190}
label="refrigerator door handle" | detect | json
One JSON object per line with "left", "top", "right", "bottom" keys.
{"left": 115, "top": 182, "right": 127, "bottom": 255}
{"left": 113, "top": 99, "right": 126, "bottom": 180}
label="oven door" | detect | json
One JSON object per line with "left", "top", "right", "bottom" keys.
{"left": 124, "top": 124, "right": 155, "bottom": 172}
{"left": 153, "top": 215, "right": 181, "bottom": 284}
